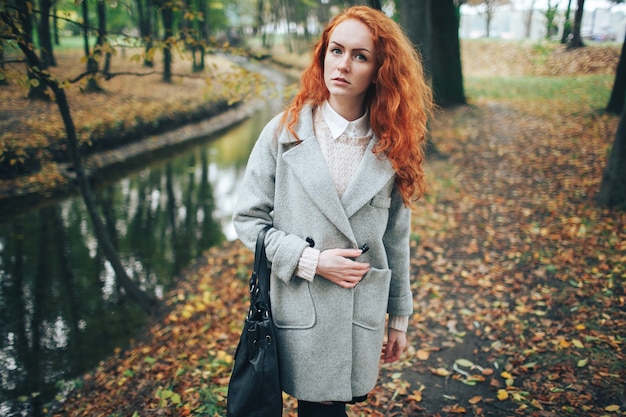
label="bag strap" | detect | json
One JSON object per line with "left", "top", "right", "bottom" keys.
{"left": 249, "top": 226, "right": 271, "bottom": 310}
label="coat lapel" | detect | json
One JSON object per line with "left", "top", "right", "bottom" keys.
{"left": 282, "top": 136, "right": 357, "bottom": 243}
{"left": 341, "top": 139, "right": 395, "bottom": 219}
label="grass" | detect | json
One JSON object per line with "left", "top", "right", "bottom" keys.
{"left": 466, "top": 75, "right": 613, "bottom": 110}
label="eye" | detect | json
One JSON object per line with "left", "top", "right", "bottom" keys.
{"left": 355, "top": 53, "right": 367, "bottom": 62}
{"left": 330, "top": 48, "right": 342, "bottom": 55}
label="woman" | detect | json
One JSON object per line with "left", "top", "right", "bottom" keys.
{"left": 233, "top": 5, "right": 433, "bottom": 417}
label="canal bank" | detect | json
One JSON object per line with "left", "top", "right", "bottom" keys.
{"left": 0, "top": 55, "right": 297, "bottom": 218}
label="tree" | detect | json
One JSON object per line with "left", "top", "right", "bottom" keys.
{"left": 606, "top": 31, "right": 626, "bottom": 115}
{"left": 37, "top": 0, "right": 56, "bottom": 67}
{"left": 561, "top": 0, "right": 573, "bottom": 43}
{"left": 597, "top": 109, "right": 626, "bottom": 209}
{"left": 81, "top": 0, "right": 103, "bottom": 91}
{"left": 520, "top": 0, "right": 537, "bottom": 39}
{"left": 466, "top": 0, "right": 511, "bottom": 37}
{"left": 431, "top": 0, "right": 466, "bottom": 107}
{"left": 544, "top": 0, "right": 560, "bottom": 39}
{"left": 191, "top": 0, "right": 209, "bottom": 72}
{"left": 598, "top": 0, "right": 626, "bottom": 209}
{"left": 135, "top": 0, "right": 156, "bottom": 67}
{"left": 159, "top": 0, "right": 174, "bottom": 82}
{"left": 400, "top": 0, "right": 431, "bottom": 78}
{"left": 567, "top": 0, "right": 585, "bottom": 48}
{"left": 96, "top": 0, "right": 111, "bottom": 75}
{"left": 14, "top": 1, "right": 49, "bottom": 99}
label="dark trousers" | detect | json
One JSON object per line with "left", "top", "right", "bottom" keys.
{"left": 297, "top": 400, "right": 347, "bottom": 417}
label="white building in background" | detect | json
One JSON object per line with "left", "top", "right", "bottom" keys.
{"left": 460, "top": 3, "right": 626, "bottom": 42}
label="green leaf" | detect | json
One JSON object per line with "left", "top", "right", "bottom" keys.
{"left": 455, "top": 358, "right": 475, "bottom": 368}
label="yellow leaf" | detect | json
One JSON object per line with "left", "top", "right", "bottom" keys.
{"left": 572, "top": 339, "right": 584, "bottom": 348}
{"left": 605, "top": 405, "right": 620, "bottom": 412}
{"left": 501, "top": 371, "right": 514, "bottom": 379}
{"left": 577, "top": 358, "right": 588, "bottom": 367}
{"left": 469, "top": 396, "right": 482, "bottom": 404}
{"left": 497, "top": 389, "right": 509, "bottom": 400}
{"left": 431, "top": 367, "right": 451, "bottom": 377}
{"left": 416, "top": 349, "right": 430, "bottom": 360}
{"left": 531, "top": 399, "right": 544, "bottom": 410}
{"left": 407, "top": 390, "right": 423, "bottom": 403}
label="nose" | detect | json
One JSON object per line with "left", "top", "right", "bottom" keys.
{"left": 338, "top": 56, "right": 350, "bottom": 73}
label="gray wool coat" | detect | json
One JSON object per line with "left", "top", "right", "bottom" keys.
{"left": 232, "top": 105, "right": 413, "bottom": 402}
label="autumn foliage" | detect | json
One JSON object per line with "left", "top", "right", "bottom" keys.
{"left": 39, "top": 41, "right": 626, "bottom": 416}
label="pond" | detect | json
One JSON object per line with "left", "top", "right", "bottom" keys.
{"left": 0, "top": 104, "right": 278, "bottom": 417}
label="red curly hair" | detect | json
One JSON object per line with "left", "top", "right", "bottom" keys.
{"left": 280, "top": 6, "right": 433, "bottom": 206}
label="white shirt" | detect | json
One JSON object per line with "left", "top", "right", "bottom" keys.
{"left": 321, "top": 101, "right": 372, "bottom": 139}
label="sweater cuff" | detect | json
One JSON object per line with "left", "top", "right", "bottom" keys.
{"left": 388, "top": 315, "right": 409, "bottom": 332}
{"left": 294, "top": 247, "right": 320, "bottom": 282}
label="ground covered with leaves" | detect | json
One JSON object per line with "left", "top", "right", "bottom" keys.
{"left": 39, "top": 40, "right": 626, "bottom": 416}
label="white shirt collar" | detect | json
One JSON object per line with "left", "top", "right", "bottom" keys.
{"left": 321, "top": 101, "right": 371, "bottom": 140}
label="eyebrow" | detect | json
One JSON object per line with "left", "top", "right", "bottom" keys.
{"left": 329, "top": 41, "right": 372, "bottom": 54}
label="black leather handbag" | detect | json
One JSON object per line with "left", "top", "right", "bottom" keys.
{"left": 226, "top": 227, "right": 282, "bottom": 417}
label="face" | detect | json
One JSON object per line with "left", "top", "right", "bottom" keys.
{"left": 323, "top": 19, "right": 378, "bottom": 116}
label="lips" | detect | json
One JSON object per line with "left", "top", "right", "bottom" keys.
{"left": 332, "top": 77, "right": 350, "bottom": 85}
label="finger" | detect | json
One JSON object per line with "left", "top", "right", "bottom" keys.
{"left": 334, "top": 248, "right": 366, "bottom": 259}
{"left": 382, "top": 341, "right": 400, "bottom": 363}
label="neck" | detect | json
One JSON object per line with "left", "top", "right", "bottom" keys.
{"left": 328, "top": 96, "right": 366, "bottom": 121}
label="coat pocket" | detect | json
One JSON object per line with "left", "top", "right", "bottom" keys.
{"left": 353, "top": 267, "right": 391, "bottom": 330}
{"left": 271, "top": 274, "right": 316, "bottom": 329}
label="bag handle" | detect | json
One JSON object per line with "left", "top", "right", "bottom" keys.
{"left": 249, "top": 226, "right": 271, "bottom": 313}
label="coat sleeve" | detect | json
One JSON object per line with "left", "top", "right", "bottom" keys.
{"left": 383, "top": 185, "right": 414, "bottom": 317}
{"left": 232, "top": 114, "right": 310, "bottom": 282}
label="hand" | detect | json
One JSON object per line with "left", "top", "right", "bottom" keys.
{"left": 382, "top": 328, "right": 407, "bottom": 363}
{"left": 316, "top": 248, "right": 369, "bottom": 288}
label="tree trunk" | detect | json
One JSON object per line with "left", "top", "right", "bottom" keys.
{"left": 16, "top": 2, "right": 49, "bottom": 99}
{"left": 38, "top": 0, "right": 56, "bottom": 66}
{"left": 606, "top": 32, "right": 626, "bottom": 115}
{"left": 162, "top": 2, "right": 173, "bottom": 82}
{"left": 0, "top": 42, "right": 7, "bottom": 85}
{"left": 195, "top": 0, "right": 208, "bottom": 72}
{"left": 431, "top": 0, "right": 466, "bottom": 107}
{"left": 561, "top": 0, "right": 573, "bottom": 43}
{"left": 96, "top": 0, "right": 111, "bottom": 75}
{"left": 82, "top": 0, "right": 102, "bottom": 92}
{"left": 597, "top": 109, "right": 626, "bottom": 209}
{"left": 523, "top": 0, "right": 535, "bottom": 39}
{"left": 400, "top": 0, "right": 431, "bottom": 79}
{"left": 135, "top": 0, "right": 155, "bottom": 67}
{"left": 53, "top": 4, "right": 60, "bottom": 45}
{"left": 567, "top": 0, "right": 585, "bottom": 49}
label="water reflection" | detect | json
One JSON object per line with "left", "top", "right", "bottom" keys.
{"left": 0, "top": 107, "right": 272, "bottom": 416}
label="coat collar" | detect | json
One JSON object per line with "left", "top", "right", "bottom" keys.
{"left": 280, "top": 106, "right": 395, "bottom": 243}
